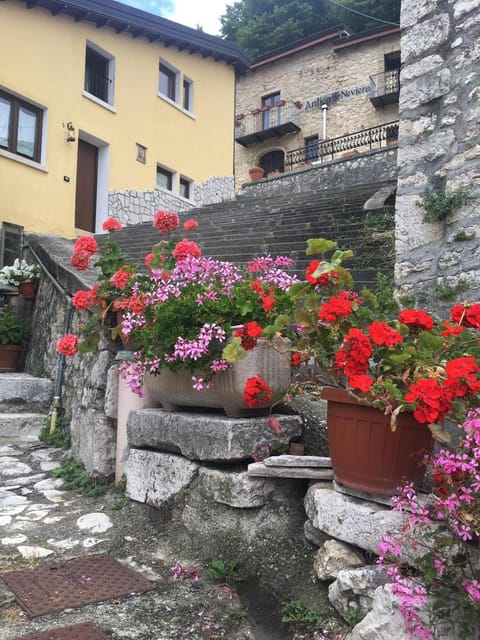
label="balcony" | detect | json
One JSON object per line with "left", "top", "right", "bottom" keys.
{"left": 235, "top": 101, "right": 302, "bottom": 147}
{"left": 285, "top": 121, "right": 399, "bottom": 171}
{"left": 369, "top": 69, "right": 400, "bottom": 108}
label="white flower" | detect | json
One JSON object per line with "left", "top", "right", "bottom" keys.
{"left": 0, "top": 259, "right": 40, "bottom": 286}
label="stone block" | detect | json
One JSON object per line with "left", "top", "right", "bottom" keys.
{"left": 314, "top": 540, "right": 365, "bottom": 581}
{"left": 127, "top": 410, "right": 302, "bottom": 461}
{"left": 328, "top": 566, "right": 387, "bottom": 618}
{"left": 0, "top": 374, "right": 52, "bottom": 412}
{"left": 345, "top": 584, "right": 409, "bottom": 640}
{"left": 0, "top": 413, "right": 46, "bottom": 441}
{"left": 402, "top": 14, "right": 450, "bottom": 64}
{"left": 304, "top": 483, "right": 404, "bottom": 555}
{"left": 400, "top": 68, "right": 451, "bottom": 110}
{"left": 104, "top": 364, "right": 119, "bottom": 419}
{"left": 125, "top": 449, "right": 199, "bottom": 508}
{"left": 71, "top": 409, "right": 116, "bottom": 478}
{"left": 195, "top": 467, "right": 296, "bottom": 508}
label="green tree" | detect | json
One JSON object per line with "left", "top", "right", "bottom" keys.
{"left": 220, "top": 0, "right": 400, "bottom": 58}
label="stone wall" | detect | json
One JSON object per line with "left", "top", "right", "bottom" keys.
{"left": 25, "top": 234, "right": 119, "bottom": 478}
{"left": 240, "top": 147, "right": 398, "bottom": 197}
{"left": 109, "top": 176, "right": 235, "bottom": 225}
{"left": 395, "top": 0, "right": 480, "bottom": 315}
{"left": 235, "top": 31, "right": 400, "bottom": 188}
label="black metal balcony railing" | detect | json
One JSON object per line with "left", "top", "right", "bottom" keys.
{"left": 235, "top": 101, "right": 302, "bottom": 147}
{"left": 369, "top": 69, "right": 400, "bottom": 107}
{"left": 84, "top": 68, "right": 112, "bottom": 103}
{"left": 285, "top": 121, "right": 399, "bottom": 170}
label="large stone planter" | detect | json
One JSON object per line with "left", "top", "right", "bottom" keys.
{"left": 144, "top": 340, "right": 290, "bottom": 417}
{"left": 322, "top": 386, "right": 433, "bottom": 496}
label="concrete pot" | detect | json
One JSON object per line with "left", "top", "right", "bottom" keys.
{"left": 144, "top": 340, "right": 290, "bottom": 418}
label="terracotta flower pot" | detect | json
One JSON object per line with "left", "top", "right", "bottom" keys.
{"left": 321, "top": 386, "right": 433, "bottom": 496}
{"left": 0, "top": 344, "right": 23, "bottom": 372}
{"left": 144, "top": 340, "right": 290, "bottom": 418}
{"left": 248, "top": 167, "right": 265, "bottom": 182}
{"left": 18, "top": 280, "right": 37, "bottom": 301}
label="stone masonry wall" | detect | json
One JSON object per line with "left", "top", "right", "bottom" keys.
{"left": 240, "top": 146, "right": 398, "bottom": 197}
{"left": 395, "top": 0, "right": 480, "bottom": 315}
{"left": 235, "top": 32, "right": 400, "bottom": 188}
{"left": 109, "top": 176, "right": 234, "bottom": 225}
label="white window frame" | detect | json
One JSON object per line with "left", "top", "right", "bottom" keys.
{"left": 182, "top": 76, "right": 194, "bottom": 113}
{"left": 0, "top": 85, "right": 47, "bottom": 170}
{"left": 179, "top": 175, "right": 194, "bottom": 200}
{"left": 156, "top": 163, "right": 175, "bottom": 191}
{"left": 83, "top": 41, "right": 115, "bottom": 108}
{"left": 159, "top": 59, "right": 180, "bottom": 104}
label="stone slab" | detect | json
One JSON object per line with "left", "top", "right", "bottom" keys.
{"left": 196, "top": 467, "right": 288, "bottom": 508}
{"left": 248, "top": 462, "right": 334, "bottom": 480}
{"left": 0, "top": 374, "right": 52, "bottom": 412}
{"left": 127, "top": 409, "right": 302, "bottom": 461}
{"left": 304, "top": 483, "right": 404, "bottom": 555}
{"left": 264, "top": 455, "right": 332, "bottom": 468}
{"left": 125, "top": 449, "right": 199, "bottom": 508}
{"left": 0, "top": 414, "right": 46, "bottom": 441}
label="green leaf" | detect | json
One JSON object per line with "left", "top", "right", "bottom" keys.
{"left": 305, "top": 238, "right": 337, "bottom": 256}
{"left": 222, "top": 338, "right": 247, "bottom": 363}
{"left": 418, "top": 331, "right": 444, "bottom": 351}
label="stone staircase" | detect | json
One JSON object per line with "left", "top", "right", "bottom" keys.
{"left": 0, "top": 373, "right": 53, "bottom": 442}
{"left": 101, "top": 181, "right": 395, "bottom": 289}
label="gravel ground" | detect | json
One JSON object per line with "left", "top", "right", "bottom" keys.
{"left": 0, "top": 440, "right": 348, "bottom": 640}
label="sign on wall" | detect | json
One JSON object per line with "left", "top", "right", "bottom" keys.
{"left": 304, "top": 83, "right": 371, "bottom": 109}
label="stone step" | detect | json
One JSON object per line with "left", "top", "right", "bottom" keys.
{"left": 0, "top": 374, "right": 53, "bottom": 413}
{"left": 248, "top": 462, "right": 334, "bottom": 480}
{"left": 0, "top": 412, "right": 47, "bottom": 441}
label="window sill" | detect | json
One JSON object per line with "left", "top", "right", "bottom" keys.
{"left": 158, "top": 93, "right": 196, "bottom": 120}
{"left": 82, "top": 91, "right": 117, "bottom": 113}
{"left": 0, "top": 149, "right": 48, "bottom": 172}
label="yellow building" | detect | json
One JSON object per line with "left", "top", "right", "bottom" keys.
{"left": 0, "top": 0, "right": 250, "bottom": 237}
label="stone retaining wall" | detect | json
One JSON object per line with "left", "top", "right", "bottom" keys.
{"left": 240, "top": 147, "right": 398, "bottom": 197}
{"left": 109, "top": 176, "right": 235, "bottom": 225}
{"left": 395, "top": 0, "right": 480, "bottom": 314}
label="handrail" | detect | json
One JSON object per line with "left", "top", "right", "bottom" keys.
{"left": 285, "top": 121, "right": 399, "bottom": 170}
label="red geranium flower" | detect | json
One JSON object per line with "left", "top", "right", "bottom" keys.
{"left": 71, "top": 250, "right": 92, "bottom": 271}
{"left": 144, "top": 253, "right": 154, "bottom": 269}
{"left": 349, "top": 374, "right": 374, "bottom": 392}
{"left": 292, "top": 352, "right": 303, "bottom": 367}
{"left": 56, "top": 334, "right": 79, "bottom": 357}
{"left": 440, "top": 321, "right": 464, "bottom": 337}
{"left": 405, "top": 378, "right": 451, "bottom": 424}
{"left": 172, "top": 239, "right": 202, "bottom": 261}
{"left": 306, "top": 260, "right": 338, "bottom": 287}
{"left": 72, "top": 289, "right": 96, "bottom": 310}
{"left": 183, "top": 219, "right": 199, "bottom": 231}
{"left": 451, "top": 302, "right": 480, "bottom": 329}
{"left": 335, "top": 328, "right": 372, "bottom": 377}
{"left": 368, "top": 320, "right": 403, "bottom": 347}
{"left": 243, "top": 375, "right": 273, "bottom": 408}
{"left": 153, "top": 210, "right": 179, "bottom": 233}
{"left": 318, "top": 294, "right": 353, "bottom": 323}
{"left": 73, "top": 236, "right": 98, "bottom": 256}
{"left": 102, "top": 218, "right": 122, "bottom": 232}
{"left": 398, "top": 309, "right": 434, "bottom": 331}
{"left": 111, "top": 267, "right": 133, "bottom": 290}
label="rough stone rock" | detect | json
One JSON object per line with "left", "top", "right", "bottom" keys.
{"left": 0, "top": 459, "right": 33, "bottom": 477}
{"left": 127, "top": 410, "right": 302, "bottom": 461}
{"left": 71, "top": 409, "right": 116, "bottom": 477}
{"left": 125, "top": 449, "right": 199, "bottom": 508}
{"left": 290, "top": 396, "right": 329, "bottom": 455}
{"left": 0, "top": 580, "right": 15, "bottom": 609}
{"left": 195, "top": 466, "right": 301, "bottom": 509}
{"left": 400, "top": 68, "right": 451, "bottom": 110}
{"left": 104, "top": 364, "right": 119, "bottom": 419}
{"left": 90, "top": 350, "right": 114, "bottom": 389}
{"left": 314, "top": 540, "right": 365, "bottom": 580}
{"left": 17, "top": 545, "right": 54, "bottom": 559}
{"left": 304, "top": 519, "right": 330, "bottom": 548}
{"left": 402, "top": 14, "right": 450, "bottom": 64}
{"left": 0, "top": 374, "right": 52, "bottom": 411}
{"left": 304, "top": 483, "right": 404, "bottom": 555}
{"left": 328, "top": 566, "right": 387, "bottom": 619}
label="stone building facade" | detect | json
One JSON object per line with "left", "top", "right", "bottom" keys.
{"left": 235, "top": 25, "right": 401, "bottom": 189}
{"left": 394, "top": 0, "right": 480, "bottom": 315}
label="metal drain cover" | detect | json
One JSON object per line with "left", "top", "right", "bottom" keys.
{"left": 0, "top": 555, "right": 156, "bottom": 618}
{"left": 16, "top": 622, "right": 109, "bottom": 640}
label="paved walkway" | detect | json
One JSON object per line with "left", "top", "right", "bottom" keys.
{"left": 0, "top": 439, "right": 255, "bottom": 640}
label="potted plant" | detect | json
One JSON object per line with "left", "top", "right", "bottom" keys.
{"left": 248, "top": 166, "right": 265, "bottom": 182}
{"left": 0, "top": 259, "right": 41, "bottom": 300}
{"left": 0, "top": 305, "right": 31, "bottom": 371}
{"left": 271, "top": 238, "right": 480, "bottom": 495}
{"left": 56, "top": 213, "right": 299, "bottom": 416}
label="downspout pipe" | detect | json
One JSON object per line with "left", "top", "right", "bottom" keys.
{"left": 27, "top": 244, "right": 73, "bottom": 434}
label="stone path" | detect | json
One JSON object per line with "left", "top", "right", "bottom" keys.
{"left": 0, "top": 439, "right": 256, "bottom": 639}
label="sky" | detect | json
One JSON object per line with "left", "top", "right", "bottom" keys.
{"left": 121, "top": 0, "right": 232, "bottom": 35}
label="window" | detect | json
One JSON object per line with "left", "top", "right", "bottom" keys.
{"left": 159, "top": 60, "right": 179, "bottom": 102}
{"left": 84, "top": 43, "right": 114, "bottom": 104}
{"left": 156, "top": 165, "right": 173, "bottom": 191}
{"left": 183, "top": 77, "right": 194, "bottom": 111}
{"left": 262, "top": 92, "right": 281, "bottom": 129}
{"left": 305, "top": 135, "right": 319, "bottom": 162}
{"left": 179, "top": 176, "right": 192, "bottom": 199}
{"left": 0, "top": 89, "right": 43, "bottom": 162}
